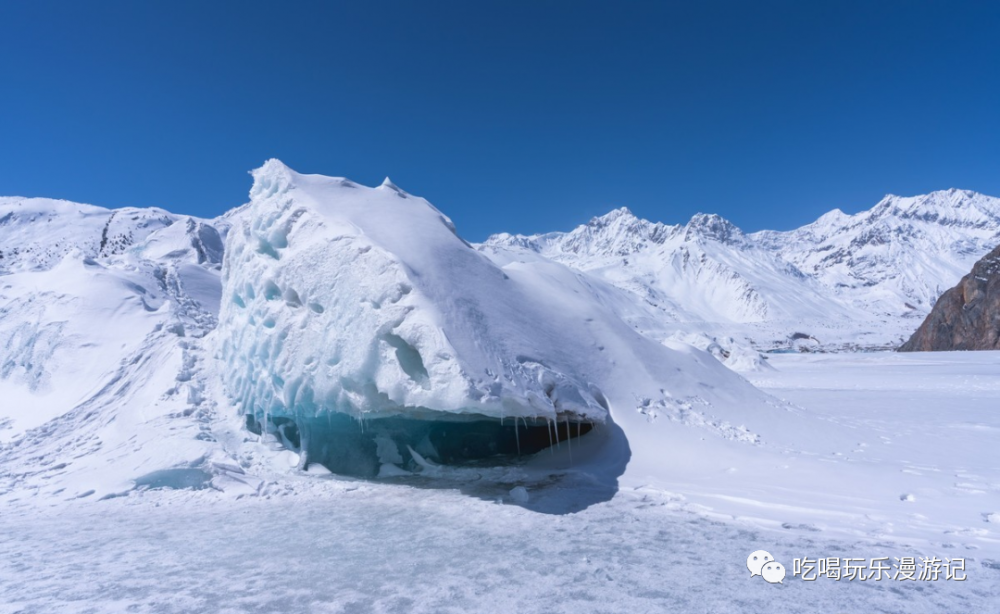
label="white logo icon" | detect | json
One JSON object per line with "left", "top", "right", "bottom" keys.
{"left": 747, "top": 550, "right": 774, "bottom": 577}
{"left": 762, "top": 561, "right": 786, "bottom": 584}
{"left": 747, "top": 550, "right": 785, "bottom": 584}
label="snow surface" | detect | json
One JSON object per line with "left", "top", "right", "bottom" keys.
{"left": 2, "top": 352, "right": 999, "bottom": 613}
{"left": 2, "top": 165, "right": 1000, "bottom": 612}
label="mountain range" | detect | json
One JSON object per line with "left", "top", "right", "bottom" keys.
{"left": 481, "top": 188, "right": 1000, "bottom": 350}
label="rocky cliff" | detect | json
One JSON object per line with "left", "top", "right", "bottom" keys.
{"left": 899, "top": 244, "right": 1000, "bottom": 351}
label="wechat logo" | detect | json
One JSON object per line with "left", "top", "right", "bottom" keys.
{"left": 747, "top": 550, "right": 786, "bottom": 584}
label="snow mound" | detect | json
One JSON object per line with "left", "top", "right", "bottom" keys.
{"left": 666, "top": 331, "right": 774, "bottom": 372}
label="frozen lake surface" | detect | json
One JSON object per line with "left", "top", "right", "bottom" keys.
{"left": 2, "top": 351, "right": 999, "bottom": 613}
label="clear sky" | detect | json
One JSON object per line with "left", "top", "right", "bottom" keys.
{"left": 1, "top": 1, "right": 998, "bottom": 240}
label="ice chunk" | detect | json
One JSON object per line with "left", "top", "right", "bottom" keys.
{"left": 509, "top": 486, "right": 530, "bottom": 504}
{"left": 134, "top": 468, "right": 211, "bottom": 491}
{"left": 218, "top": 162, "right": 611, "bottom": 426}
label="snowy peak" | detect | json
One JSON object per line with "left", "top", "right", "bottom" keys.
{"left": 867, "top": 189, "right": 1000, "bottom": 229}
{"left": 769, "top": 189, "right": 1000, "bottom": 306}
{"left": 684, "top": 213, "right": 745, "bottom": 245}
{"left": 565, "top": 208, "right": 675, "bottom": 255}
{"left": 483, "top": 208, "right": 749, "bottom": 263}
{"left": 588, "top": 206, "right": 637, "bottom": 227}
{"left": 482, "top": 207, "right": 680, "bottom": 258}
{"left": 378, "top": 176, "right": 408, "bottom": 198}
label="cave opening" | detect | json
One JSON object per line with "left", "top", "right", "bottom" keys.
{"left": 245, "top": 412, "right": 595, "bottom": 478}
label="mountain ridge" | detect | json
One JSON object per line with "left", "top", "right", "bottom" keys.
{"left": 5, "top": 185, "right": 1000, "bottom": 352}
{"left": 481, "top": 188, "right": 1000, "bottom": 349}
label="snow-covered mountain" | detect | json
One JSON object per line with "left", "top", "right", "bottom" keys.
{"left": 0, "top": 196, "right": 176, "bottom": 271}
{"left": 759, "top": 189, "right": 1000, "bottom": 311}
{"left": 481, "top": 189, "right": 1000, "bottom": 350}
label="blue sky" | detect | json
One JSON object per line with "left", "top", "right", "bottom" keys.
{"left": 1, "top": 1, "right": 998, "bottom": 240}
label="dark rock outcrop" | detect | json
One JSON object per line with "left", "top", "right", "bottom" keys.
{"left": 899, "top": 245, "right": 1000, "bottom": 351}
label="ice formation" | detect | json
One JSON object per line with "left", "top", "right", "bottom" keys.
{"left": 215, "top": 161, "right": 788, "bottom": 478}
{"left": 217, "top": 161, "right": 621, "bottom": 475}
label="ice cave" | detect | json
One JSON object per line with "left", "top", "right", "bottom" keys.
{"left": 216, "top": 160, "right": 612, "bottom": 477}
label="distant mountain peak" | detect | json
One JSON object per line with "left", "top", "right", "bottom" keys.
{"left": 864, "top": 189, "right": 1000, "bottom": 229}
{"left": 477, "top": 187, "right": 1000, "bottom": 345}
{"left": 684, "top": 212, "right": 744, "bottom": 244}
{"left": 587, "top": 206, "right": 637, "bottom": 226}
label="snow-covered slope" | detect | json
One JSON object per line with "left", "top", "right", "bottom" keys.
{"left": 759, "top": 189, "right": 1000, "bottom": 314}
{"left": 0, "top": 197, "right": 233, "bottom": 499}
{"left": 482, "top": 190, "right": 1000, "bottom": 350}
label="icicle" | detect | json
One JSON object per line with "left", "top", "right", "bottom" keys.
{"left": 263, "top": 406, "right": 269, "bottom": 443}
{"left": 565, "top": 418, "right": 572, "bottom": 463}
{"left": 297, "top": 419, "right": 310, "bottom": 470}
{"left": 554, "top": 415, "right": 561, "bottom": 449}
{"left": 547, "top": 418, "right": 554, "bottom": 455}
{"left": 514, "top": 418, "right": 521, "bottom": 458}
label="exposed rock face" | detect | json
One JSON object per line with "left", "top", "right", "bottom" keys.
{"left": 899, "top": 245, "right": 1000, "bottom": 351}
